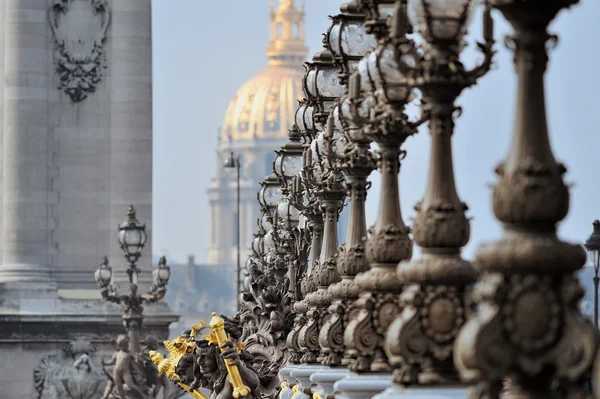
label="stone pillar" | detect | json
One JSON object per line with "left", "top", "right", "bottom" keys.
{"left": 0, "top": 0, "right": 4, "bottom": 265}
{"left": 0, "top": 0, "right": 54, "bottom": 283}
{"left": 108, "top": 0, "right": 153, "bottom": 285}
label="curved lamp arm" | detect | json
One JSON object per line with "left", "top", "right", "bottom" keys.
{"left": 466, "top": 4, "right": 496, "bottom": 83}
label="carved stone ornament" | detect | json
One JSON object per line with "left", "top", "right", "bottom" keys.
{"left": 49, "top": 0, "right": 111, "bottom": 102}
{"left": 455, "top": 272, "right": 597, "bottom": 398}
{"left": 33, "top": 339, "right": 106, "bottom": 399}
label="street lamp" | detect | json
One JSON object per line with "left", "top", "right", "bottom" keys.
{"left": 223, "top": 151, "right": 242, "bottom": 312}
{"left": 118, "top": 205, "right": 148, "bottom": 267}
{"left": 585, "top": 220, "right": 600, "bottom": 328}
{"left": 257, "top": 174, "right": 283, "bottom": 221}
{"left": 95, "top": 205, "right": 170, "bottom": 353}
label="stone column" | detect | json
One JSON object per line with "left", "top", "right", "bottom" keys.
{"left": 108, "top": 0, "right": 153, "bottom": 285}
{"left": 0, "top": 0, "right": 54, "bottom": 284}
{"left": 0, "top": 0, "right": 4, "bottom": 264}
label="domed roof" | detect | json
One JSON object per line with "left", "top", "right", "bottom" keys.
{"left": 220, "top": 0, "right": 307, "bottom": 143}
{"left": 220, "top": 66, "right": 304, "bottom": 142}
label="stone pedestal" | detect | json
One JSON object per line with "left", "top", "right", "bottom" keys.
{"left": 334, "top": 374, "right": 393, "bottom": 399}
{"left": 310, "top": 368, "right": 351, "bottom": 398}
{"left": 280, "top": 366, "right": 297, "bottom": 399}
{"left": 373, "top": 385, "right": 468, "bottom": 399}
{"left": 291, "top": 365, "right": 324, "bottom": 399}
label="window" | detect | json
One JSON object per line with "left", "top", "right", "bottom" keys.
{"left": 292, "top": 23, "right": 298, "bottom": 39}
{"left": 277, "top": 23, "right": 283, "bottom": 39}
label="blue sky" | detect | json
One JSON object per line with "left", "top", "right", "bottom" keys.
{"left": 152, "top": 0, "right": 600, "bottom": 265}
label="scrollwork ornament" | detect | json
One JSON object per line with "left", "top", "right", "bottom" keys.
{"left": 49, "top": 0, "right": 111, "bottom": 102}
{"left": 386, "top": 284, "right": 466, "bottom": 386}
{"left": 298, "top": 309, "right": 321, "bottom": 364}
{"left": 344, "top": 295, "right": 378, "bottom": 372}
{"left": 318, "top": 301, "right": 345, "bottom": 367}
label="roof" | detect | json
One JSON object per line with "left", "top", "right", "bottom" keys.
{"left": 219, "top": 0, "right": 307, "bottom": 143}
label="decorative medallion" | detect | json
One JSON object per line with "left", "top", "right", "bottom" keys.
{"left": 49, "top": 0, "right": 111, "bottom": 103}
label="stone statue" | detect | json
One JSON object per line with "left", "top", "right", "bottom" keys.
{"left": 101, "top": 334, "right": 149, "bottom": 399}
{"left": 141, "top": 335, "right": 170, "bottom": 399}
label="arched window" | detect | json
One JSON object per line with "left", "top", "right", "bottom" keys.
{"left": 277, "top": 23, "right": 283, "bottom": 39}
{"left": 292, "top": 23, "right": 298, "bottom": 39}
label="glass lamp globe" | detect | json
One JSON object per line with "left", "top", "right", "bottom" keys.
{"left": 252, "top": 234, "right": 265, "bottom": 256}
{"left": 309, "top": 138, "right": 324, "bottom": 181}
{"left": 94, "top": 257, "right": 112, "bottom": 288}
{"left": 304, "top": 50, "right": 346, "bottom": 117}
{"left": 295, "top": 100, "right": 315, "bottom": 137}
{"left": 377, "top": 3, "right": 397, "bottom": 22}
{"left": 326, "top": 115, "right": 349, "bottom": 158}
{"left": 118, "top": 206, "right": 147, "bottom": 261}
{"left": 327, "top": 3, "right": 377, "bottom": 80}
{"left": 275, "top": 132, "right": 304, "bottom": 182}
{"left": 274, "top": 152, "right": 284, "bottom": 178}
{"left": 357, "top": 56, "right": 375, "bottom": 95}
{"left": 355, "top": 0, "right": 397, "bottom": 39}
{"left": 263, "top": 230, "right": 275, "bottom": 252}
{"left": 260, "top": 213, "right": 272, "bottom": 231}
{"left": 366, "top": 45, "right": 413, "bottom": 103}
{"left": 258, "top": 174, "right": 283, "bottom": 216}
{"left": 333, "top": 102, "right": 349, "bottom": 135}
{"left": 298, "top": 213, "right": 308, "bottom": 229}
{"left": 277, "top": 200, "right": 301, "bottom": 229}
{"left": 408, "top": 0, "right": 477, "bottom": 41}
{"left": 153, "top": 256, "right": 171, "bottom": 287}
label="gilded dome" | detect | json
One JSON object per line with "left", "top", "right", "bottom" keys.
{"left": 220, "top": 0, "right": 307, "bottom": 142}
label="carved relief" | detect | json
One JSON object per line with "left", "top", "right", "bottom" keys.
{"left": 455, "top": 272, "right": 597, "bottom": 397}
{"left": 386, "top": 284, "right": 467, "bottom": 386}
{"left": 33, "top": 339, "right": 105, "bottom": 399}
{"left": 49, "top": 0, "right": 111, "bottom": 102}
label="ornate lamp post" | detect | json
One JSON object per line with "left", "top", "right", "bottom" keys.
{"left": 377, "top": 0, "right": 495, "bottom": 388}
{"left": 95, "top": 205, "right": 170, "bottom": 353}
{"left": 585, "top": 221, "right": 600, "bottom": 328}
{"left": 326, "top": 1, "right": 378, "bottom": 85}
{"left": 356, "top": 0, "right": 398, "bottom": 40}
{"left": 454, "top": 1, "right": 598, "bottom": 397}
{"left": 343, "top": 1, "right": 423, "bottom": 374}
{"left": 318, "top": 1, "right": 378, "bottom": 370}
{"left": 224, "top": 151, "right": 242, "bottom": 311}
{"left": 258, "top": 174, "right": 283, "bottom": 223}
{"left": 273, "top": 126, "right": 310, "bottom": 301}
{"left": 297, "top": 49, "right": 346, "bottom": 365}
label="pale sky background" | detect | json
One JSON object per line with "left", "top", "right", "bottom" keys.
{"left": 152, "top": 0, "right": 600, "bottom": 265}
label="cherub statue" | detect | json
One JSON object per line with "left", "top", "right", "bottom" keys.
{"left": 101, "top": 334, "right": 148, "bottom": 399}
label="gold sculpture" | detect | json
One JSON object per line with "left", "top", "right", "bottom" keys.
{"left": 149, "top": 336, "right": 206, "bottom": 399}
{"left": 209, "top": 312, "right": 251, "bottom": 398}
